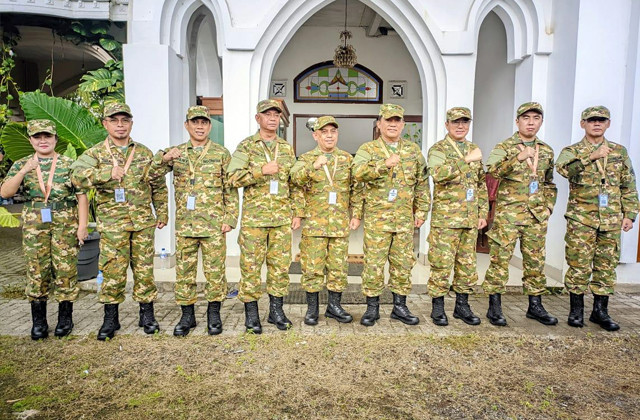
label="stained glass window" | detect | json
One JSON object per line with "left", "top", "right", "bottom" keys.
{"left": 294, "top": 61, "right": 382, "bottom": 103}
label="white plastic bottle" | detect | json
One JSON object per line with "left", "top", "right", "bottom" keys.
{"left": 96, "top": 270, "right": 103, "bottom": 292}
{"left": 160, "top": 248, "right": 169, "bottom": 269}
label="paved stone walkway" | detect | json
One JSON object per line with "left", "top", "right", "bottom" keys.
{"left": 2, "top": 291, "right": 639, "bottom": 337}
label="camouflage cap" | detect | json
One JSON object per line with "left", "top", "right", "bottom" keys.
{"left": 103, "top": 102, "right": 133, "bottom": 118}
{"left": 186, "top": 105, "right": 211, "bottom": 121}
{"left": 516, "top": 102, "right": 544, "bottom": 117}
{"left": 256, "top": 99, "right": 282, "bottom": 114}
{"left": 313, "top": 116, "right": 339, "bottom": 131}
{"left": 379, "top": 103, "right": 404, "bottom": 119}
{"left": 581, "top": 106, "right": 610, "bottom": 120}
{"left": 446, "top": 107, "right": 472, "bottom": 121}
{"left": 27, "top": 119, "right": 56, "bottom": 136}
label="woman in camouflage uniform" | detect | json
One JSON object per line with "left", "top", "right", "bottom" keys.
{"left": 0, "top": 119, "right": 88, "bottom": 339}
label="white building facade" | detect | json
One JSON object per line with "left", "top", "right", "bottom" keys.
{"left": 3, "top": 0, "right": 640, "bottom": 284}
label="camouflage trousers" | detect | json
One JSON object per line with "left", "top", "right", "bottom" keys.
{"left": 99, "top": 226, "right": 158, "bottom": 304}
{"left": 427, "top": 227, "right": 478, "bottom": 297}
{"left": 300, "top": 235, "right": 349, "bottom": 293}
{"left": 238, "top": 225, "right": 291, "bottom": 302}
{"left": 175, "top": 234, "right": 228, "bottom": 305}
{"left": 22, "top": 207, "right": 79, "bottom": 302}
{"left": 564, "top": 218, "right": 619, "bottom": 296}
{"left": 483, "top": 221, "right": 548, "bottom": 296}
{"left": 362, "top": 229, "right": 414, "bottom": 297}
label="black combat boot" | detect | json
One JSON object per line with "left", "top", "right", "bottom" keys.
{"left": 244, "top": 301, "right": 262, "bottom": 334}
{"left": 173, "top": 304, "right": 196, "bottom": 337}
{"left": 568, "top": 292, "right": 584, "bottom": 328}
{"left": 526, "top": 295, "right": 558, "bottom": 325}
{"left": 30, "top": 300, "right": 49, "bottom": 340}
{"left": 268, "top": 294, "right": 292, "bottom": 330}
{"left": 326, "top": 290, "right": 353, "bottom": 323}
{"left": 430, "top": 296, "right": 448, "bottom": 326}
{"left": 139, "top": 302, "right": 160, "bottom": 334}
{"left": 486, "top": 294, "right": 507, "bottom": 326}
{"left": 54, "top": 301, "right": 74, "bottom": 337}
{"left": 207, "top": 301, "right": 223, "bottom": 335}
{"left": 304, "top": 292, "right": 319, "bottom": 325}
{"left": 589, "top": 294, "right": 620, "bottom": 331}
{"left": 453, "top": 293, "right": 481, "bottom": 325}
{"left": 391, "top": 292, "right": 419, "bottom": 325}
{"left": 360, "top": 296, "right": 380, "bottom": 327}
{"left": 97, "top": 304, "right": 120, "bottom": 341}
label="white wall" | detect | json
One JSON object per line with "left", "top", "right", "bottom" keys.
{"left": 271, "top": 25, "right": 422, "bottom": 144}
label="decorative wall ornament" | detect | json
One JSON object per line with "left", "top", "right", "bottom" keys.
{"left": 294, "top": 61, "right": 382, "bottom": 103}
{"left": 389, "top": 80, "right": 406, "bottom": 99}
{"left": 271, "top": 80, "right": 286, "bottom": 97}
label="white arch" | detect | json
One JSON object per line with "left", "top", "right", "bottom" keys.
{"left": 159, "top": 0, "right": 230, "bottom": 57}
{"left": 250, "top": 0, "right": 447, "bottom": 155}
{"left": 467, "top": 0, "right": 552, "bottom": 62}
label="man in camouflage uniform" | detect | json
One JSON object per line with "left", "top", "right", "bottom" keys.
{"left": 427, "top": 107, "right": 488, "bottom": 326}
{"left": 1, "top": 120, "right": 88, "bottom": 339}
{"left": 556, "top": 106, "right": 639, "bottom": 331}
{"left": 72, "top": 103, "right": 168, "bottom": 340}
{"left": 290, "top": 116, "right": 363, "bottom": 325}
{"left": 227, "top": 99, "right": 304, "bottom": 333}
{"left": 151, "top": 106, "right": 238, "bottom": 336}
{"left": 352, "top": 104, "right": 430, "bottom": 327}
{"left": 482, "top": 102, "right": 558, "bottom": 326}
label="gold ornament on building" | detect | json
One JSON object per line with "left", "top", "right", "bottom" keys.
{"left": 333, "top": 0, "right": 357, "bottom": 68}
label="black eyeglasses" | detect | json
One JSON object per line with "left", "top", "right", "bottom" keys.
{"left": 586, "top": 117, "right": 608, "bottom": 123}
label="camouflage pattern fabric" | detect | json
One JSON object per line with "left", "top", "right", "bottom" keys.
{"left": 427, "top": 227, "right": 478, "bottom": 297}
{"left": 482, "top": 221, "right": 549, "bottom": 296}
{"left": 362, "top": 229, "right": 414, "bottom": 297}
{"left": 175, "top": 235, "right": 227, "bottom": 305}
{"left": 564, "top": 218, "right": 619, "bottom": 296}
{"left": 486, "top": 132, "right": 557, "bottom": 226}
{"left": 516, "top": 102, "right": 544, "bottom": 117}
{"left": 313, "top": 116, "right": 339, "bottom": 131}
{"left": 299, "top": 235, "right": 349, "bottom": 293}
{"left": 27, "top": 119, "right": 56, "bottom": 136}
{"left": 227, "top": 131, "right": 304, "bottom": 227}
{"left": 352, "top": 137, "right": 430, "bottom": 233}
{"left": 446, "top": 107, "right": 472, "bottom": 121}
{"left": 4, "top": 155, "right": 82, "bottom": 302}
{"left": 256, "top": 99, "right": 283, "bottom": 113}
{"left": 556, "top": 137, "right": 638, "bottom": 231}
{"left": 186, "top": 106, "right": 211, "bottom": 121}
{"left": 379, "top": 103, "right": 405, "bottom": 119}
{"left": 237, "top": 225, "right": 291, "bottom": 302}
{"left": 581, "top": 106, "right": 610, "bottom": 120}
{"left": 290, "top": 146, "right": 363, "bottom": 237}
{"left": 150, "top": 140, "right": 238, "bottom": 236}
{"left": 99, "top": 226, "right": 157, "bottom": 304}
{"left": 71, "top": 138, "right": 168, "bottom": 232}
{"left": 103, "top": 102, "right": 132, "bottom": 118}
{"left": 427, "top": 135, "right": 488, "bottom": 229}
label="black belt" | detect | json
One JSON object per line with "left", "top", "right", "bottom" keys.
{"left": 25, "top": 201, "right": 75, "bottom": 210}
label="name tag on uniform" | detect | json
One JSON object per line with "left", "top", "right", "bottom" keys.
{"left": 388, "top": 188, "right": 398, "bottom": 202}
{"left": 186, "top": 194, "right": 196, "bottom": 211}
{"left": 40, "top": 207, "right": 52, "bottom": 223}
{"left": 269, "top": 180, "right": 279, "bottom": 195}
{"left": 466, "top": 188, "right": 475, "bottom": 201}
{"left": 114, "top": 188, "right": 126, "bottom": 203}
{"left": 529, "top": 181, "right": 539, "bottom": 194}
{"left": 599, "top": 193, "right": 609, "bottom": 208}
{"left": 328, "top": 191, "right": 337, "bottom": 205}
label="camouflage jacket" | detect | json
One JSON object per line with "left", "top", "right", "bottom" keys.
{"left": 71, "top": 137, "right": 168, "bottom": 232}
{"left": 352, "top": 137, "right": 430, "bottom": 233}
{"left": 486, "top": 132, "right": 557, "bottom": 226}
{"left": 227, "top": 131, "right": 304, "bottom": 228}
{"left": 428, "top": 135, "right": 489, "bottom": 229}
{"left": 290, "top": 146, "right": 364, "bottom": 237}
{"left": 556, "top": 137, "right": 639, "bottom": 231}
{"left": 150, "top": 140, "right": 239, "bottom": 237}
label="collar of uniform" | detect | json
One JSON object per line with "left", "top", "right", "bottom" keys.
{"left": 107, "top": 136, "right": 135, "bottom": 154}
{"left": 251, "top": 131, "right": 284, "bottom": 144}
{"left": 580, "top": 135, "right": 608, "bottom": 151}
{"left": 444, "top": 134, "right": 468, "bottom": 145}
{"left": 378, "top": 136, "right": 403, "bottom": 150}
{"left": 186, "top": 139, "right": 210, "bottom": 150}
{"left": 511, "top": 131, "right": 539, "bottom": 146}
{"left": 313, "top": 146, "right": 338, "bottom": 156}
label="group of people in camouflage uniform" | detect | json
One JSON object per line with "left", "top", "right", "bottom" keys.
{"left": 1, "top": 98, "right": 637, "bottom": 340}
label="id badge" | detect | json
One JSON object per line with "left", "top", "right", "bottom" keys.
{"left": 40, "top": 207, "right": 52, "bottom": 223}
{"left": 269, "top": 180, "right": 279, "bottom": 195}
{"left": 529, "top": 180, "right": 539, "bottom": 194}
{"left": 328, "top": 191, "right": 337, "bottom": 205}
{"left": 186, "top": 194, "right": 196, "bottom": 211}
{"left": 114, "top": 187, "right": 126, "bottom": 203}
{"left": 466, "top": 188, "right": 475, "bottom": 202}
{"left": 599, "top": 192, "right": 609, "bottom": 208}
{"left": 388, "top": 188, "right": 398, "bottom": 202}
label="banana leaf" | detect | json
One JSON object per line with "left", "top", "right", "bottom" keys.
{"left": 79, "top": 68, "right": 115, "bottom": 92}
